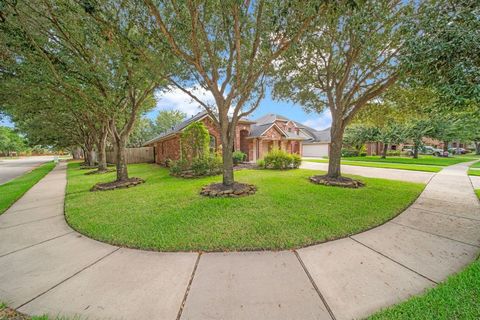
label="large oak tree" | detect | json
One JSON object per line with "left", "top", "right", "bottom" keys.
{"left": 143, "top": 0, "right": 317, "bottom": 186}
{"left": 273, "top": 0, "right": 415, "bottom": 179}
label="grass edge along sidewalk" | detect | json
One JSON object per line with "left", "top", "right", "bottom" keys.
{"left": 0, "top": 161, "right": 56, "bottom": 215}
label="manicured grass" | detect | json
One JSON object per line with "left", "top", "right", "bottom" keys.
{"left": 471, "top": 161, "right": 480, "bottom": 168}
{"left": 0, "top": 162, "right": 56, "bottom": 215}
{"left": 341, "top": 155, "right": 477, "bottom": 166}
{"left": 65, "top": 162, "right": 424, "bottom": 251}
{"left": 305, "top": 159, "right": 442, "bottom": 172}
{"left": 468, "top": 160, "right": 480, "bottom": 176}
{"left": 368, "top": 258, "right": 480, "bottom": 320}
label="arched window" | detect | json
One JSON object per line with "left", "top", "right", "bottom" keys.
{"left": 209, "top": 134, "right": 217, "bottom": 152}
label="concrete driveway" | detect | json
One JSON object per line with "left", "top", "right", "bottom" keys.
{"left": 300, "top": 160, "right": 435, "bottom": 184}
{"left": 0, "top": 156, "right": 54, "bottom": 185}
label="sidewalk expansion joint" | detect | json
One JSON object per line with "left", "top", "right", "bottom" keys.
{"left": 15, "top": 247, "right": 120, "bottom": 310}
{"left": 409, "top": 207, "right": 480, "bottom": 222}
{"left": 176, "top": 252, "right": 201, "bottom": 320}
{"left": 294, "top": 250, "right": 336, "bottom": 320}
{"left": 0, "top": 215, "right": 63, "bottom": 230}
{"left": 390, "top": 221, "right": 480, "bottom": 248}
{"left": 0, "top": 231, "right": 74, "bottom": 259}
{"left": 349, "top": 237, "right": 438, "bottom": 285}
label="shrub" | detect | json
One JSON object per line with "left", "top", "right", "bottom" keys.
{"left": 180, "top": 122, "right": 210, "bottom": 164}
{"left": 341, "top": 149, "right": 359, "bottom": 157}
{"left": 232, "top": 151, "right": 247, "bottom": 165}
{"left": 256, "top": 159, "right": 265, "bottom": 168}
{"left": 291, "top": 153, "right": 302, "bottom": 168}
{"left": 191, "top": 155, "right": 222, "bottom": 176}
{"left": 263, "top": 149, "right": 301, "bottom": 170}
{"left": 169, "top": 159, "right": 189, "bottom": 175}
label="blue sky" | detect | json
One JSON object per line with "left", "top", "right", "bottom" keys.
{"left": 149, "top": 87, "right": 332, "bottom": 130}
{"left": 2, "top": 86, "right": 332, "bottom": 130}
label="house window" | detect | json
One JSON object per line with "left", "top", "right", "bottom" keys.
{"left": 288, "top": 128, "right": 292, "bottom": 132}
{"left": 209, "top": 135, "right": 216, "bottom": 152}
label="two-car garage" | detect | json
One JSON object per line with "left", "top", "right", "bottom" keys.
{"left": 301, "top": 143, "right": 329, "bottom": 158}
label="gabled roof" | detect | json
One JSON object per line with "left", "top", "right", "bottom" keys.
{"left": 254, "top": 114, "right": 290, "bottom": 125}
{"left": 143, "top": 111, "right": 255, "bottom": 146}
{"left": 143, "top": 111, "right": 209, "bottom": 146}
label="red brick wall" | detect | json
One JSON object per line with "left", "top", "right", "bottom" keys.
{"left": 156, "top": 135, "right": 181, "bottom": 164}
{"left": 263, "top": 126, "right": 283, "bottom": 140}
{"left": 201, "top": 117, "right": 221, "bottom": 151}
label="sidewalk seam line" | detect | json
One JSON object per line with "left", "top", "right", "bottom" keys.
{"left": 0, "top": 231, "right": 74, "bottom": 258}
{"left": 294, "top": 250, "right": 336, "bottom": 320}
{"left": 16, "top": 247, "right": 120, "bottom": 310}
{"left": 420, "top": 196, "right": 477, "bottom": 206}
{"left": 409, "top": 206, "right": 480, "bottom": 222}
{"left": 390, "top": 221, "right": 480, "bottom": 248}
{"left": 349, "top": 237, "right": 438, "bottom": 284}
{"left": 0, "top": 215, "right": 63, "bottom": 230}
{"left": 176, "top": 253, "right": 201, "bottom": 320}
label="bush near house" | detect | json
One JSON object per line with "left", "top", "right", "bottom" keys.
{"left": 170, "top": 122, "right": 223, "bottom": 178}
{"left": 259, "top": 149, "right": 302, "bottom": 169}
{"left": 232, "top": 151, "right": 247, "bottom": 165}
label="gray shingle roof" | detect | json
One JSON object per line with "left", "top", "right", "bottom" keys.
{"left": 143, "top": 111, "right": 209, "bottom": 146}
{"left": 144, "top": 111, "right": 331, "bottom": 146}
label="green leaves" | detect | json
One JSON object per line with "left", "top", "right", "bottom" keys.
{"left": 401, "top": 0, "right": 480, "bottom": 105}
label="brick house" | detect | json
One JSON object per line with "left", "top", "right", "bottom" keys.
{"left": 143, "top": 112, "right": 331, "bottom": 164}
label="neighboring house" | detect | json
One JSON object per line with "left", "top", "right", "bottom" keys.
{"left": 143, "top": 112, "right": 331, "bottom": 164}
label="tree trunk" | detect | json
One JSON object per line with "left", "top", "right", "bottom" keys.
{"left": 381, "top": 143, "right": 388, "bottom": 159}
{"left": 413, "top": 144, "right": 419, "bottom": 159}
{"left": 114, "top": 137, "right": 129, "bottom": 181}
{"left": 222, "top": 139, "right": 234, "bottom": 186}
{"left": 84, "top": 145, "right": 95, "bottom": 166}
{"left": 475, "top": 141, "right": 480, "bottom": 155}
{"left": 96, "top": 129, "right": 108, "bottom": 172}
{"left": 443, "top": 141, "right": 449, "bottom": 152}
{"left": 327, "top": 118, "right": 344, "bottom": 178}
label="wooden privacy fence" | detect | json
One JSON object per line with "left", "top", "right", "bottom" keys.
{"left": 106, "top": 147, "right": 155, "bottom": 164}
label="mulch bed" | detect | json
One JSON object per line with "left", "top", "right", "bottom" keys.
{"left": 90, "top": 177, "right": 145, "bottom": 191}
{"left": 309, "top": 175, "right": 365, "bottom": 188}
{"left": 85, "top": 169, "right": 116, "bottom": 175}
{"left": 0, "top": 306, "right": 30, "bottom": 320}
{"left": 200, "top": 182, "right": 257, "bottom": 197}
{"left": 79, "top": 165, "right": 98, "bottom": 170}
{"left": 234, "top": 162, "right": 258, "bottom": 170}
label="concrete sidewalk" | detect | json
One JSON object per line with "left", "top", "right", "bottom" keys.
{"left": 0, "top": 162, "right": 479, "bottom": 320}
{"left": 300, "top": 160, "right": 434, "bottom": 184}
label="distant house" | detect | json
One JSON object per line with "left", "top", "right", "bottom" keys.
{"left": 143, "top": 112, "right": 331, "bottom": 164}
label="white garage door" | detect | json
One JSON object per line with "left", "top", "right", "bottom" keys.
{"left": 302, "top": 143, "right": 329, "bottom": 157}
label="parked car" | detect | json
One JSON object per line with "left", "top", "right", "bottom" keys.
{"left": 402, "top": 145, "right": 444, "bottom": 157}
{"left": 423, "top": 146, "right": 444, "bottom": 156}
{"left": 449, "top": 147, "right": 467, "bottom": 155}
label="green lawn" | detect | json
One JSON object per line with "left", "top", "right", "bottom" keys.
{"left": 65, "top": 162, "right": 424, "bottom": 251}
{"left": 305, "top": 159, "right": 442, "bottom": 172}
{"left": 468, "top": 160, "right": 480, "bottom": 176}
{"left": 341, "top": 155, "right": 477, "bottom": 166}
{"left": 470, "top": 161, "right": 480, "bottom": 168}
{"left": 0, "top": 162, "right": 55, "bottom": 215}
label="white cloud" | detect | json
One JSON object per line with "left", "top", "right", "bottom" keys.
{"left": 154, "top": 87, "right": 215, "bottom": 117}
{"left": 302, "top": 110, "right": 332, "bottom": 130}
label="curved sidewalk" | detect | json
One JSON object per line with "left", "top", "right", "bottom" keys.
{"left": 0, "top": 162, "right": 479, "bottom": 320}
